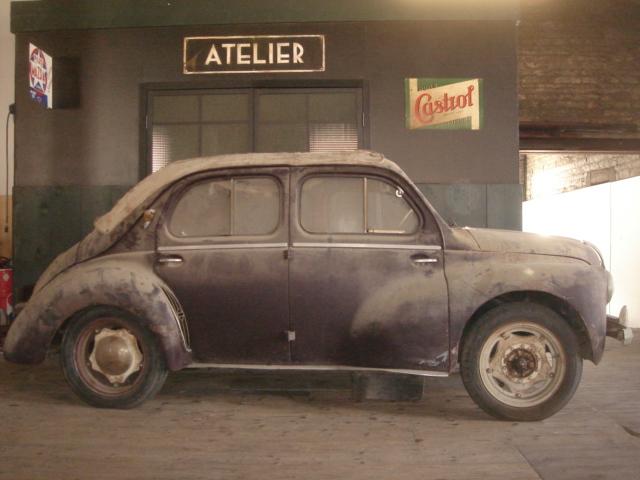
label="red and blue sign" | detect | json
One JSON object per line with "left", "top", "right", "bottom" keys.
{"left": 29, "top": 43, "right": 53, "bottom": 108}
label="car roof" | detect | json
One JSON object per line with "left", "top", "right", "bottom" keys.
{"left": 94, "top": 150, "right": 408, "bottom": 234}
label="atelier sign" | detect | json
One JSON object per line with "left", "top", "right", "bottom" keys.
{"left": 405, "top": 78, "right": 483, "bottom": 130}
{"left": 183, "top": 35, "right": 325, "bottom": 74}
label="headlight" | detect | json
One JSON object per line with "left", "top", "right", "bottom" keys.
{"left": 607, "top": 270, "right": 614, "bottom": 303}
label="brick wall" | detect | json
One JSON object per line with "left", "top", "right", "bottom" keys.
{"left": 519, "top": 0, "right": 640, "bottom": 132}
{"left": 522, "top": 151, "right": 640, "bottom": 200}
{"left": 519, "top": 0, "right": 640, "bottom": 200}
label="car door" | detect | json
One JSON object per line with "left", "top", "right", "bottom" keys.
{"left": 289, "top": 166, "right": 450, "bottom": 372}
{"left": 155, "top": 167, "right": 291, "bottom": 364}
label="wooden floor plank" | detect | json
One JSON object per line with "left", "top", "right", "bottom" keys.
{"left": 1, "top": 338, "right": 638, "bottom": 480}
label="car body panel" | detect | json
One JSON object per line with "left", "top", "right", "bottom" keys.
{"left": 465, "top": 227, "right": 602, "bottom": 265}
{"left": 156, "top": 245, "right": 291, "bottom": 363}
{"left": 289, "top": 245, "right": 450, "bottom": 370}
{"left": 3, "top": 253, "right": 192, "bottom": 370}
{"left": 288, "top": 165, "right": 449, "bottom": 370}
{"left": 445, "top": 250, "right": 608, "bottom": 366}
{"left": 154, "top": 167, "right": 291, "bottom": 363}
{"left": 3, "top": 151, "right": 611, "bottom": 376}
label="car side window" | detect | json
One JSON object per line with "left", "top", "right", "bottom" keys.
{"left": 300, "top": 177, "right": 364, "bottom": 234}
{"left": 367, "top": 178, "right": 419, "bottom": 234}
{"left": 170, "top": 177, "right": 279, "bottom": 237}
{"left": 300, "top": 176, "right": 418, "bottom": 234}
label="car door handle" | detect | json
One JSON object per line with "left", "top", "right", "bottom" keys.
{"left": 157, "top": 254, "right": 184, "bottom": 264}
{"left": 411, "top": 255, "right": 438, "bottom": 265}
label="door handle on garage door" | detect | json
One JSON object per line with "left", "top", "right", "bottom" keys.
{"left": 411, "top": 254, "right": 438, "bottom": 265}
{"left": 157, "top": 254, "right": 184, "bottom": 264}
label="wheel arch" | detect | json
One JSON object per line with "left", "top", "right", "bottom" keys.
{"left": 457, "top": 290, "right": 594, "bottom": 364}
{"left": 51, "top": 303, "right": 178, "bottom": 355}
{"left": 3, "top": 258, "right": 192, "bottom": 371}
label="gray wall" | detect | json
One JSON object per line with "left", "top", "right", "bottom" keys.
{"left": 13, "top": 21, "right": 519, "bottom": 295}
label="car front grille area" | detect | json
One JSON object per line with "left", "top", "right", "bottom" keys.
{"left": 162, "top": 287, "right": 191, "bottom": 351}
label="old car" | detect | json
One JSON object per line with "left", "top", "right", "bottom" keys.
{"left": 3, "top": 151, "right": 632, "bottom": 420}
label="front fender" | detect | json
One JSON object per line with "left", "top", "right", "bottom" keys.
{"left": 3, "top": 253, "right": 192, "bottom": 371}
{"left": 445, "top": 251, "right": 608, "bottom": 368}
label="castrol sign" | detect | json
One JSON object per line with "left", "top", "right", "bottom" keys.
{"left": 405, "top": 78, "right": 483, "bottom": 130}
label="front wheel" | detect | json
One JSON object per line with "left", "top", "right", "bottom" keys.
{"left": 60, "top": 307, "right": 168, "bottom": 409}
{"left": 460, "top": 302, "right": 582, "bottom": 421}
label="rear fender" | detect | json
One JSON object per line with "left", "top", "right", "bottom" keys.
{"left": 3, "top": 254, "right": 191, "bottom": 371}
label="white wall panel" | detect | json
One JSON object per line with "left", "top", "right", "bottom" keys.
{"left": 610, "top": 176, "right": 640, "bottom": 327}
{"left": 523, "top": 182, "right": 611, "bottom": 268}
{"left": 0, "top": 0, "right": 14, "bottom": 190}
{"left": 523, "top": 178, "right": 640, "bottom": 328}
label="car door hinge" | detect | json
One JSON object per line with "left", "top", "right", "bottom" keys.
{"left": 283, "top": 248, "right": 293, "bottom": 260}
{"left": 286, "top": 330, "right": 296, "bottom": 342}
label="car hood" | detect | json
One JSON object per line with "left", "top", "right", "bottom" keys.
{"left": 463, "top": 227, "right": 602, "bottom": 265}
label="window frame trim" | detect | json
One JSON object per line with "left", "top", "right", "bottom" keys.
{"left": 146, "top": 88, "right": 255, "bottom": 176}
{"left": 143, "top": 85, "right": 367, "bottom": 176}
{"left": 298, "top": 173, "right": 422, "bottom": 237}
{"left": 164, "top": 173, "right": 284, "bottom": 241}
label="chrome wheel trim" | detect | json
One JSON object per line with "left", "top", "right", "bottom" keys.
{"left": 88, "top": 328, "right": 143, "bottom": 385}
{"left": 74, "top": 317, "right": 148, "bottom": 396}
{"left": 478, "top": 321, "right": 566, "bottom": 408}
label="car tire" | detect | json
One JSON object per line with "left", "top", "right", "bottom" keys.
{"left": 60, "top": 306, "right": 168, "bottom": 409}
{"left": 460, "top": 302, "right": 582, "bottom": 421}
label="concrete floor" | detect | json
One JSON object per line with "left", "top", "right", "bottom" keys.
{"left": 1, "top": 338, "right": 639, "bottom": 480}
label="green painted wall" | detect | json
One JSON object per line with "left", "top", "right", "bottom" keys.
{"left": 418, "top": 184, "right": 523, "bottom": 230}
{"left": 13, "top": 185, "right": 129, "bottom": 297}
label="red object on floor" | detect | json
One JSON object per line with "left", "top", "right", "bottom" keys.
{"left": 0, "top": 267, "right": 13, "bottom": 326}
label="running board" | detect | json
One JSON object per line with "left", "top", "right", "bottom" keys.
{"left": 186, "top": 363, "right": 449, "bottom": 377}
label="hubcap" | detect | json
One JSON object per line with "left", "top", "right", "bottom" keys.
{"left": 504, "top": 345, "right": 539, "bottom": 381}
{"left": 88, "top": 328, "right": 143, "bottom": 385}
{"left": 479, "top": 322, "right": 566, "bottom": 407}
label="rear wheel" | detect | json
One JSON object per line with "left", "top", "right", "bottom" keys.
{"left": 460, "top": 302, "right": 582, "bottom": 421}
{"left": 60, "top": 307, "right": 168, "bottom": 409}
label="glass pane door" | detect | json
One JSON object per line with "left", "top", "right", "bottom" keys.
{"left": 147, "top": 87, "right": 363, "bottom": 174}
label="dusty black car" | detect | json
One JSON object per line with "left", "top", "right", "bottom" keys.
{"left": 3, "top": 151, "right": 632, "bottom": 420}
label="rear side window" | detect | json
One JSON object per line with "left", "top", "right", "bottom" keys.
{"left": 170, "top": 177, "right": 279, "bottom": 237}
{"left": 300, "top": 176, "right": 418, "bottom": 234}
